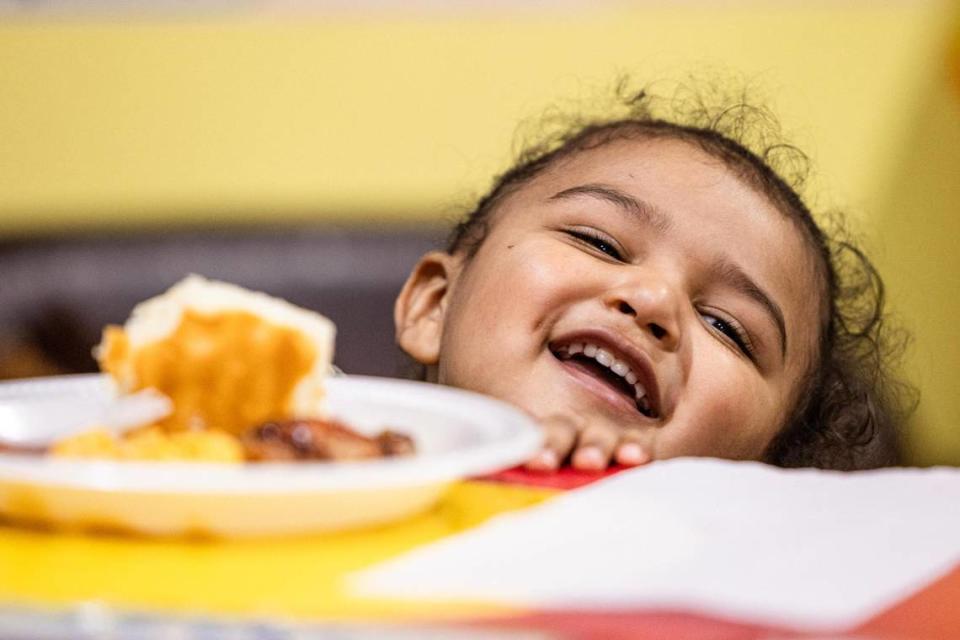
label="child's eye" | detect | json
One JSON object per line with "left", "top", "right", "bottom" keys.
{"left": 566, "top": 228, "right": 624, "bottom": 261}
{"left": 702, "top": 312, "right": 756, "bottom": 360}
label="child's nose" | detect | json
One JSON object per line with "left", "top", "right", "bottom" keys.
{"left": 605, "top": 280, "right": 681, "bottom": 352}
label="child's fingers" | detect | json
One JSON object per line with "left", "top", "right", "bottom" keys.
{"left": 525, "top": 415, "right": 578, "bottom": 471}
{"left": 571, "top": 422, "right": 619, "bottom": 471}
{"left": 615, "top": 428, "right": 653, "bottom": 467}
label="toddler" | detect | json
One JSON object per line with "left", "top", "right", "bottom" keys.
{"left": 394, "top": 87, "right": 909, "bottom": 472}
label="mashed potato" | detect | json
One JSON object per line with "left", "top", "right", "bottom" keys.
{"left": 52, "top": 426, "right": 245, "bottom": 462}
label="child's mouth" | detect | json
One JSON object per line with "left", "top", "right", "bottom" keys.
{"left": 550, "top": 342, "right": 658, "bottom": 419}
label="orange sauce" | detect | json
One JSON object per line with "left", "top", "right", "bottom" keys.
{"left": 100, "top": 310, "right": 316, "bottom": 435}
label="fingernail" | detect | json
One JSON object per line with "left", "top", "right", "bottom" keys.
{"left": 573, "top": 446, "right": 604, "bottom": 470}
{"left": 527, "top": 449, "right": 558, "bottom": 471}
{"left": 616, "top": 443, "right": 646, "bottom": 466}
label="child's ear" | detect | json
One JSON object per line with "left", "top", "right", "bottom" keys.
{"left": 394, "top": 251, "right": 460, "bottom": 366}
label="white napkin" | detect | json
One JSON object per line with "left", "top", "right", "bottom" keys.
{"left": 352, "top": 458, "right": 960, "bottom": 631}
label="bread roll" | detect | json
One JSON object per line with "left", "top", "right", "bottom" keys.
{"left": 96, "top": 275, "right": 335, "bottom": 435}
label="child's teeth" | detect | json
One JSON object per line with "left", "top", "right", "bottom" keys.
{"left": 634, "top": 382, "right": 647, "bottom": 400}
{"left": 595, "top": 348, "right": 613, "bottom": 367}
{"left": 561, "top": 342, "right": 649, "bottom": 410}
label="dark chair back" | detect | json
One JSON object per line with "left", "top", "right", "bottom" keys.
{"left": 0, "top": 226, "right": 444, "bottom": 378}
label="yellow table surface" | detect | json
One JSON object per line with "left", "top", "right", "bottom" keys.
{"left": 0, "top": 480, "right": 556, "bottom": 622}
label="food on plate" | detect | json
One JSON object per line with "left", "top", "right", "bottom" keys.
{"left": 32, "top": 275, "right": 417, "bottom": 463}
{"left": 96, "top": 274, "right": 336, "bottom": 436}
{"left": 52, "top": 426, "right": 245, "bottom": 462}
{"left": 241, "top": 419, "right": 415, "bottom": 461}
{"left": 49, "top": 419, "right": 415, "bottom": 463}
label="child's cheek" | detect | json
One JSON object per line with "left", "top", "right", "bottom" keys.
{"left": 665, "top": 365, "right": 781, "bottom": 460}
{"left": 710, "top": 382, "right": 781, "bottom": 458}
{"left": 508, "top": 237, "right": 599, "bottom": 303}
{"left": 467, "top": 237, "right": 586, "bottom": 317}
{"left": 447, "top": 238, "right": 558, "bottom": 342}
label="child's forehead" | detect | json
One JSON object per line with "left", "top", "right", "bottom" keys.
{"left": 507, "top": 136, "right": 779, "bottom": 229}
{"left": 538, "top": 136, "right": 741, "bottom": 191}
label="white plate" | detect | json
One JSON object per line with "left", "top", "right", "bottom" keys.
{"left": 0, "top": 374, "right": 542, "bottom": 537}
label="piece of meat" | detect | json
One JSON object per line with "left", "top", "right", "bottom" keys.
{"left": 376, "top": 430, "right": 416, "bottom": 456}
{"left": 241, "top": 418, "right": 414, "bottom": 462}
{"left": 0, "top": 442, "right": 46, "bottom": 456}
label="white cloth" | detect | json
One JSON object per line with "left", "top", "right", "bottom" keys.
{"left": 352, "top": 458, "right": 960, "bottom": 631}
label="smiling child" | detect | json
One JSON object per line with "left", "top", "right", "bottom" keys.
{"left": 394, "top": 88, "right": 910, "bottom": 472}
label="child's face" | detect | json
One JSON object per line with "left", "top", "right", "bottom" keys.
{"left": 397, "top": 137, "right": 822, "bottom": 461}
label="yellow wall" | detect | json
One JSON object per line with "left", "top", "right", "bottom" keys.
{"left": 874, "top": 48, "right": 960, "bottom": 466}
{"left": 0, "top": 3, "right": 958, "bottom": 464}
{"left": 0, "top": 3, "right": 951, "bottom": 232}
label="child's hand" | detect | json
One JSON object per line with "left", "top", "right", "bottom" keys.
{"left": 524, "top": 415, "right": 652, "bottom": 472}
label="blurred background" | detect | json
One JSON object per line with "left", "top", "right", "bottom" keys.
{"left": 0, "top": 0, "right": 957, "bottom": 466}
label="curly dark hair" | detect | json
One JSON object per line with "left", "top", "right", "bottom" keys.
{"left": 444, "top": 82, "right": 914, "bottom": 470}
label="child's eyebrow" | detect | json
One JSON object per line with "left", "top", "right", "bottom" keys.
{"left": 549, "top": 184, "right": 672, "bottom": 233}
{"left": 711, "top": 258, "right": 788, "bottom": 358}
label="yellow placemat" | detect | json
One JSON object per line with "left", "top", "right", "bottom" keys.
{"left": 0, "top": 480, "right": 555, "bottom": 621}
